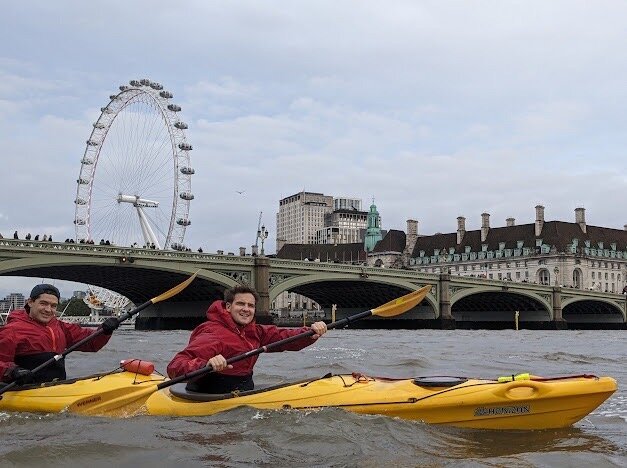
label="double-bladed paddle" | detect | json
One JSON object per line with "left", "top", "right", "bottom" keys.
{"left": 0, "top": 271, "right": 199, "bottom": 398}
{"left": 68, "top": 284, "right": 432, "bottom": 417}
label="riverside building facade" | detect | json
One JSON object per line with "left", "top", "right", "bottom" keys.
{"left": 369, "top": 206, "right": 627, "bottom": 294}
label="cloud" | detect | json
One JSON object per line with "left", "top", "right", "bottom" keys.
{"left": 1, "top": 1, "right": 627, "bottom": 297}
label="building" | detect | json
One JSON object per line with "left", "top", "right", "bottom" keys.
{"left": 276, "top": 191, "right": 333, "bottom": 251}
{"left": 0, "top": 293, "right": 26, "bottom": 314}
{"left": 274, "top": 192, "right": 374, "bottom": 312}
{"left": 314, "top": 208, "right": 368, "bottom": 244}
{"left": 369, "top": 206, "right": 627, "bottom": 293}
{"left": 364, "top": 202, "right": 383, "bottom": 252}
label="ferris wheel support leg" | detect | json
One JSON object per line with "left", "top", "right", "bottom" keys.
{"left": 136, "top": 206, "right": 162, "bottom": 249}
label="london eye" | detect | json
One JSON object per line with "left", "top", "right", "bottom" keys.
{"left": 73, "top": 79, "right": 194, "bottom": 250}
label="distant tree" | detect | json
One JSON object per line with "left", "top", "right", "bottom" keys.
{"left": 58, "top": 298, "right": 91, "bottom": 316}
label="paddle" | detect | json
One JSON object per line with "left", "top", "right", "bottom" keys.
{"left": 68, "top": 284, "right": 431, "bottom": 417}
{"left": 0, "top": 271, "right": 199, "bottom": 398}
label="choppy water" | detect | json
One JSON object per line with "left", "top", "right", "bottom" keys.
{"left": 1, "top": 329, "right": 625, "bottom": 467}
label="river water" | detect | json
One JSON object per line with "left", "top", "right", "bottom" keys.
{"left": 1, "top": 329, "right": 625, "bottom": 467}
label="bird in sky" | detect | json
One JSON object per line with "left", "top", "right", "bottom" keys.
{"left": 236, "top": 190, "right": 245, "bottom": 195}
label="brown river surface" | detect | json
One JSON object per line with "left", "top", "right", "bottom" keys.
{"left": 1, "top": 329, "right": 625, "bottom": 467}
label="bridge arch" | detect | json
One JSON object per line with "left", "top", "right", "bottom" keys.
{"left": 0, "top": 255, "right": 238, "bottom": 304}
{"left": 451, "top": 287, "right": 552, "bottom": 322}
{"left": 270, "top": 274, "right": 436, "bottom": 314}
{"left": 562, "top": 297, "right": 626, "bottom": 323}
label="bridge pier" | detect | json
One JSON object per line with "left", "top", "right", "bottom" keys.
{"left": 253, "top": 256, "right": 272, "bottom": 324}
{"left": 552, "top": 287, "right": 568, "bottom": 330}
{"left": 439, "top": 272, "right": 456, "bottom": 329}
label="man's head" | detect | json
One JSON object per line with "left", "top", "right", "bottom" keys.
{"left": 26, "top": 284, "right": 60, "bottom": 325}
{"left": 224, "top": 285, "right": 260, "bottom": 326}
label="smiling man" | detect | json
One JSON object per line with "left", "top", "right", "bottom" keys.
{"left": 0, "top": 284, "right": 120, "bottom": 385}
{"left": 167, "top": 285, "right": 327, "bottom": 394}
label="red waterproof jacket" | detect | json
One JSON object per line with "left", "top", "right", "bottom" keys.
{"left": 167, "top": 300, "right": 316, "bottom": 380}
{"left": 0, "top": 309, "right": 112, "bottom": 382}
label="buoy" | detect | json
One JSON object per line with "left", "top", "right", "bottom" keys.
{"left": 121, "top": 359, "right": 155, "bottom": 375}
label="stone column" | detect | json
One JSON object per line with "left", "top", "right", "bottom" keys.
{"left": 552, "top": 286, "right": 568, "bottom": 329}
{"left": 253, "top": 256, "right": 271, "bottom": 323}
{"left": 439, "top": 270, "right": 456, "bottom": 329}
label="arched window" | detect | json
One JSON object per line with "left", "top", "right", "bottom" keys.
{"left": 572, "top": 268, "right": 582, "bottom": 289}
{"left": 538, "top": 268, "right": 550, "bottom": 285}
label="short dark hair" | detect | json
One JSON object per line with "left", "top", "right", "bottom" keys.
{"left": 30, "top": 284, "right": 60, "bottom": 300}
{"left": 26, "top": 284, "right": 60, "bottom": 311}
{"left": 224, "top": 285, "right": 259, "bottom": 304}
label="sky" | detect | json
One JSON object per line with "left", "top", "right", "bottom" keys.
{"left": 1, "top": 0, "right": 626, "bottom": 298}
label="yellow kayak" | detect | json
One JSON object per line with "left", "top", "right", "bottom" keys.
{"left": 0, "top": 370, "right": 616, "bottom": 429}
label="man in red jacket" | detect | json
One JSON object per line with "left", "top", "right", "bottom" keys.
{"left": 0, "top": 284, "right": 119, "bottom": 385}
{"left": 167, "top": 285, "right": 327, "bottom": 394}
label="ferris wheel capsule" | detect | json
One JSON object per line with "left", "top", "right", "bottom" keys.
{"left": 129, "top": 79, "right": 141, "bottom": 86}
{"left": 160, "top": 91, "right": 173, "bottom": 99}
{"left": 167, "top": 104, "right": 181, "bottom": 112}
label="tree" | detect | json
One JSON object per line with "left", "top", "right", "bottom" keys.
{"left": 58, "top": 298, "right": 91, "bottom": 316}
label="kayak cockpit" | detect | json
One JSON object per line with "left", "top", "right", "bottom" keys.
{"left": 169, "top": 374, "right": 337, "bottom": 402}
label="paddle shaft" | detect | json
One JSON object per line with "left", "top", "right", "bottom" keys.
{"left": 156, "top": 309, "right": 374, "bottom": 391}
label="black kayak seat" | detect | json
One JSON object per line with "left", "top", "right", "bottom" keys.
{"left": 412, "top": 376, "right": 468, "bottom": 387}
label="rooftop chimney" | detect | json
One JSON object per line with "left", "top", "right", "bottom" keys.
{"left": 575, "top": 207, "right": 586, "bottom": 234}
{"left": 624, "top": 224, "right": 627, "bottom": 231}
{"left": 406, "top": 219, "right": 418, "bottom": 253}
{"left": 535, "top": 205, "right": 545, "bottom": 237}
{"left": 239, "top": 247, "right": 246, "bottom": 256}
{"left": 506, "top": 217, "right": 515, "bottom": 227}
{"left": 481, "top": 212, "right": 490, "bottom": 242}
{"left": 457, "top": 216, "right": 466, "bottom": 244}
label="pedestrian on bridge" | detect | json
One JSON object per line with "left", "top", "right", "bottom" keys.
{"left": 0, "top": 284, "right": 120, "bottom": 386}
{"left": 167, "top": 285, "right": 327, "bottom": 394}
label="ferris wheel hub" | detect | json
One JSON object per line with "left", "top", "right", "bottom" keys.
{"left": 117, "top": 194, "right": 159, "bottom": 208}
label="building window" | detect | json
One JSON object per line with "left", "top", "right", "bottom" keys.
{"left": 573, "top": 269, "right": 582, "bottom": 289}
{"left": 538, "top": 269, "right": 550, "bottom": 285}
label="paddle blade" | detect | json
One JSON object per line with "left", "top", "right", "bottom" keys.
{"left": 151, "top": 270, "right": 199, "bottom": 305}
{"left": 371, "top": 285, "right": 431, "bottom": 318}
{"left": 67, "top": 385, "right": 158, "bottom": 417}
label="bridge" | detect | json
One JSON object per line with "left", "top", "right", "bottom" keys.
{"left": 1, "top": 239, "right": 625, "bottom": 330}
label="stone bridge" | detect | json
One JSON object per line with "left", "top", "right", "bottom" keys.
{"left": 0, "top": 239, "right": 624, "bottom": 329}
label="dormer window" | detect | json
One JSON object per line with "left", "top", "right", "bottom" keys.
{"left": 499, "top": 242, "right": 505, "bottom": 251}
{"left": 598, "top": 241, "right": 604, "bottom": 250}
{"left": 517, "top": 240, "right": 524, "bottom": 249}
{"left": 536, "top": 239, "right": 543, "bottom": 247}
{"left": 481, "top": 244, "right": 488, "bottom": 252}
{"left": 465, "top": 246, "right": 471, "bottom": 254}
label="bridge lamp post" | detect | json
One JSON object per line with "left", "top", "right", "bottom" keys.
{"left": 257, "top": 225, "right": 269, "bottom": 256}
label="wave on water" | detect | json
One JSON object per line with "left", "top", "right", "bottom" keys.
{"left": 540, "top": 352, "right": 616, "bottom": 365}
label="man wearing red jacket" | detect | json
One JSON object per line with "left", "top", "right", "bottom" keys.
{"left": 0, "top": 284, "right": 119, "bottom": 385}
{"left": 167, "top": 285, "right": 327, "bottom": 394}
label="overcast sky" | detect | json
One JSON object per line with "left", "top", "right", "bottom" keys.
{"left": 1, "top": 1, "right": 626, "bottom": 298}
